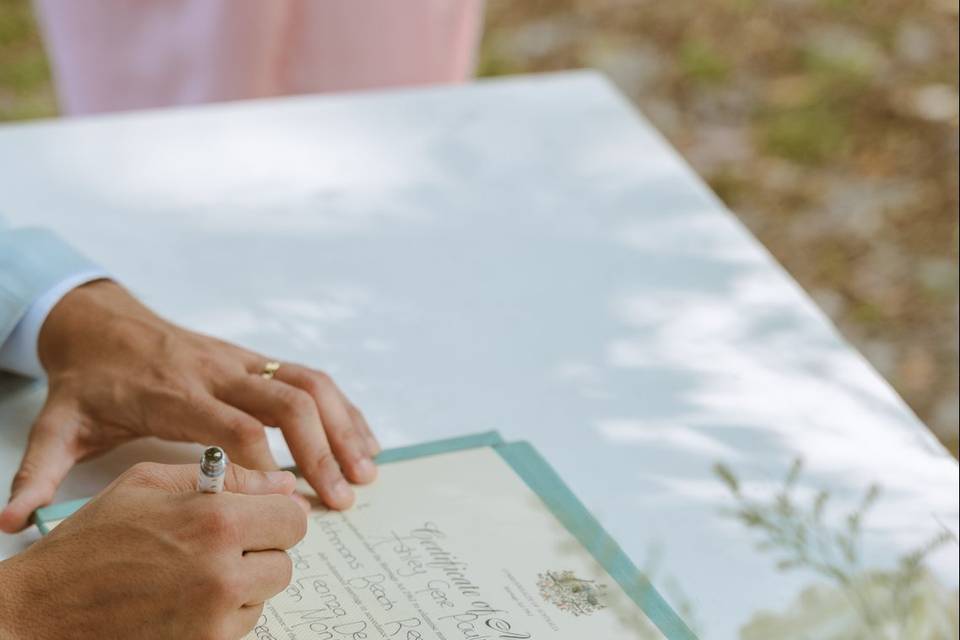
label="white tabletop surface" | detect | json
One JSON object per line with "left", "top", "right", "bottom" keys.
{"left": 0, "top": 71, "right": 956, "bottom": 639}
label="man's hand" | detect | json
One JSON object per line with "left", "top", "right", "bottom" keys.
{"left": 0, "top": 462, "right": 307, "bottom": 640}
{"left": 0, "top": 280, "right": 379, "bottom": 532}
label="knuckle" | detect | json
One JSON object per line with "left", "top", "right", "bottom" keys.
{"left": 278, "top": 388, "right": 315, "bottom": 422}
{"left": 207, "top": 568, "right": 246, "bottom": 606}
{"left": 311, "top": 370, "right": 333, "bottom": 388}
{"left": 347, "top": 403, "right": 365, "bottom": 421}
{"left": 180, "top": 388, "right": 211, "bottom": 408}
{"left": 201, "top": 505, "right": 241, "bottom": 545}
{"left": 303, "top": 450, "right": 342, "bottom": 487}
{"left": 342, "top": 425, "right": 366, "bottom": 446}
{"left": 337, "top": 434, "right": 367, "bottom": 462}
{"left": 229, "top": 417, "right": 264, "bottom": 447}
{"left": 11, "top": 466, "right": 35, "bottom": 491}
{"left": 122, "top": 461, "right": 165, "bottom": 486}
{"left": 317, "top": 448, "right": 338, "bottom": 467}
{"left": 225, "top": 465, "right": 248, "bottom": 493}
{"left": 294, "top": 374, "right": 324, "bottom": 399}
{"left": 194, "top": 352, "right": 218, "bottom": 372}
{"left": 328, "top": 420, "right": 364, "bottom": 452}
{"left": 218, "top": 573, "right": 245, "bottom": 604}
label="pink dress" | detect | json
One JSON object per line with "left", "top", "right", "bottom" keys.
{"left": 34, "top": 0, "right": 485, "bottom": 116}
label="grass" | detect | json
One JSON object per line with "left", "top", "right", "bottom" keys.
{"left": 760, "top": 104, "right": 850, "bottom": 164}
{"left": 0, "top": 0, "right": 56, "bottom": 121}
{"left": 678, "top": 39, "right": 731, "bottom": 84}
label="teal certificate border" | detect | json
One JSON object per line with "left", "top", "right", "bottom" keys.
{"left": 495, "top": 441, "right": 697, "bottom": 640}
{"left": 32, "top": 431, "right": 695, "bottom": 639}
{"left": 32, "top": 497, "right": 89, "bottom": 533}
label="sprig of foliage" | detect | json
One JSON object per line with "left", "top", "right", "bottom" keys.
{"left": 713, "top": 458, "right": 954, "bottom": 637}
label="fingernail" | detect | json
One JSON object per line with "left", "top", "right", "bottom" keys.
{"left": 355, "top": 458, "right": 377, "bottom": 482}
{"left": 331, "top": 478, "right": 353, "bottom": 505}
{"left": 365, "top": 436, "right": 381, "bottom": 456}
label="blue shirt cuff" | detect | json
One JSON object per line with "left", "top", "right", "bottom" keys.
{"left": 0, "top": 269, "right": 110, "bottom": 378}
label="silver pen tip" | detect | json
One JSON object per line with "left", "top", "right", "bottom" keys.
{"left": 200, "top": 446, "right": 226, "bottom": 476}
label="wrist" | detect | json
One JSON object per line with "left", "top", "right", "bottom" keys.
{"left": 37, "top": 280, "right": 167, "bottom": 375}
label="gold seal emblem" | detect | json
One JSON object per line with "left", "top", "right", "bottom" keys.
{"left": 537, "top": 570, "right": 607, "bottom": 616}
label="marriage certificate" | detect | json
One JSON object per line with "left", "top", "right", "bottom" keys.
{"left": 243, "top": 444, "right": 676, "bottom": 640}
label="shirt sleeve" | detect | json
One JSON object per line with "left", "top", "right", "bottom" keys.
{"left": 0, "top": 225, "right": 108, "bottom": 379}
{"left": 0, "top": 269, "right": 110, "bottom": 378}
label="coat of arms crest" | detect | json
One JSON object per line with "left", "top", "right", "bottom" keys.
{"left": 536, "top": 570, "right": 607, "bottom": 616}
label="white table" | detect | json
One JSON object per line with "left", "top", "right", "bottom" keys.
{"left": 1, "top": 71, "right": 956, "bottom": 639}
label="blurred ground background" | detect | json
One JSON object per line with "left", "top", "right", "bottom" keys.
{"left": 1, "top": 0, "right": 957, "bottom": 456}
{"left": 478, "top": 0, "right": 960, "bottom": 458}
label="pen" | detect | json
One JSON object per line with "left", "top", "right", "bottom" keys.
{"left": 197, "top": 446, "right": 227, "bottom": 493}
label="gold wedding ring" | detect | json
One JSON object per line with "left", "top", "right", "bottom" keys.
{"left": 261, "top": 361, "right": 281, "bottom": 380}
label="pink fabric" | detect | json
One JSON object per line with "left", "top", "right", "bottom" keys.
{"left": 34, "top": 0, "right": 485, "bottom": 116}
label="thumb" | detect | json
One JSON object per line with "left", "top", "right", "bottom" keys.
{"left": 224, "top": 463, "right": 297, "bottom": 496}
{"left": 135, "top": 459, "right": 297, "bottom": 497}
{"left": 0, "top": 405, "right": 80, "bottom": 533}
